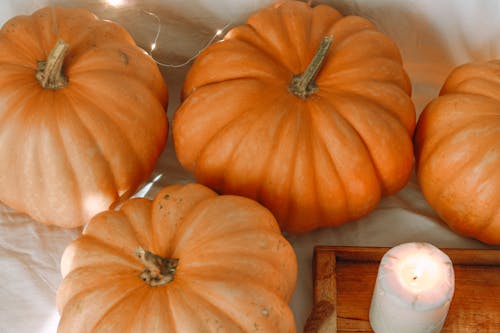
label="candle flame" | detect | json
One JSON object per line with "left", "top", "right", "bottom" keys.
{"left": 412, "top": 260, "right": 426, "bottom": 281}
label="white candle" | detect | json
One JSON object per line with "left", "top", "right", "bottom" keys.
{"left": 369, "top": 242, "right": 454, "bottom": 333}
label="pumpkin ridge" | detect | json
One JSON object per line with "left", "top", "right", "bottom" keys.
{"left": 62, "top": 30, "right": 136, "bottom": 68}
{"left": 259, "top": 101, "right": 303, "bottom": 225}
{"left": 0, "top": 61, "right": 37, "bottom": 76}
{"left": 180, "top": 248, "right": 294, "bottom": 298}
{"left": 150, "top": 184, "right": 217, "bottom": 256}
{"left": 53, "top": 21, "right": 102, "bottom": 65}
{"left": 31, "top": 7, "right": 61, "bottom": 60}
{"left": 89, "top": 283, "right": 150, "bottom": 333}
{"left": 242, "top": 2, "right": 333, "bottom": 74}
{"left": 82, "top": 221, "right": 147, "bottom": 260}
{"left": 184, "top": 276, "right": 295, "bottom": 331}
{"left": 416, "top": 114, "right": 489, "bottom": 172}
{"left": 312, "top": 93, "right": 382, "bottom": 188}
{"left": 58, "top": 276, "right": 146, "bottom": 333}
{"left": 23, "top": 8, "right": 57, "bottom": 60}
{"left": 67, "top": 49, "right": 147, "bottom": 76}
{"left": 324, "top": 28, "right": 403, "bottom": 70}
{"left": 176, "top": 228, "right": 283, "bottom": 259}
{"left": 0, "top": 69, "right": 39, "bottom": 128}
{"left": 169, "top": 196, "right": 281, "bottom": 253}
{"left": 68, "top": 71, "right": 167, "bottom": 148}
{"left": 453, "top": 79, "right": 500, "bottom": 104}
{"left": 241, "top": 14, "right": 298, "bottom": 74}
{"left": 319, "top": 58, "right": 412, "bottom": 97}
{"left": 223, "top": 94, "right": 292, "bottom": 196}
{"left": 186, "top": 266, "right": 293, "bottom": 300}
{"left": 58, "top": 92, "right": 120, "bottom": 215}
{"left": 0, "top": 85, "right": 41, "bottom": 210}
{"left": 65, "top": 87, "right": 144, "bottom": 191}
{"left": 440, "top": 62, "right": 500, "bottom": 95}
{"left": 429, "top": 175, "right": 496, "bottom": 239}
{"left": 229, "top": 25, "right": 294, "bottom": 74}
{"left": 194, "top": 87, "right": 283, "bottom": 190}
{"left": 0, "top": 16, "right": 43, "bottom": 65}
{"left": 308, "top": 100, "right": 349, "bottom": 222}
{"left": 56, "top": 93, "right": 106, "bottom": 221}
{"left": 78, "top": 234, "right": 143, "bottom": 267}
{"left": 295, "top": 102, "right": 321, "bottom": 229}
{"left": 33, "top": 93, "right": 86, "bottom": 226}
{"left": 122, "top": 201, "right": 160, "bottom": 255}
{"left": 168, "top": 283, "right": 248, "bottom": 332}
{"left": 277, "top": 2, "right": 313, "bottom": 71}
{"left": 335, "top": 87, "right": 414, "bottom": 133}
{"left": 420, "top": 124, "right": 498, "bottom": 199}
{"left": 255, "top": 100, "right": 294, "bottom": 210}
{"left": 174, "top": 279, "right": 252, "bottom": 333}
{"left": 327, "top": 91, "right": 414, "bottom": 194}
{"left": 184, "top": 73, "right": 285, "bottom": 102}
{"left": 57, "top": 264, "right": 140, "bottom": 311}
{"left": 90, "top": 286, "right": 147, "bottom": 332}
{"left": 157, "top": 288, "right": 181, "bottom": 333}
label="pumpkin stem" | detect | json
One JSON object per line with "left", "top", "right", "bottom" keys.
{"left": 289, "top": 36, "right": 333, "bottom": 99}
{"left": 135, "top": 247, "right": 179, "bottom": 287}
{"left": 36, "top": 39, "right": 69, "bottom": 89}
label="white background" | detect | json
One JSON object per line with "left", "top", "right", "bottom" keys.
{"left": 1, "top": 1, "right": 499, "bottom": 332}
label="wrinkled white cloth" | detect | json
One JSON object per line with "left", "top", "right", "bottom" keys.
{"left": 1, "top": 1, "right": 499, "bottom": 332}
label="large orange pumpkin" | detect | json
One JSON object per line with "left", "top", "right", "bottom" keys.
{"left": 414, "top": 60, "right": 500, "bottom": 244}
{"left": 57, "top": 183, "right": 298, "bottom": 332}
{"left": 173, "top": 1, "right": 415, "bottom": 233}
{"left": 0, "top": 6, "right": 168, "bottom": 228}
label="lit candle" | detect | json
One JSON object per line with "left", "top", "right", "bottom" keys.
{"left": 369, "top": 242, "right": 454, "bottom": 333}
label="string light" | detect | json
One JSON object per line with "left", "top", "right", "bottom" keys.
{"left": 99, "top": 3, "right": 231, "bottom": 68}
{"left": 144, "top": 15, "right": 232, "bottom": 68}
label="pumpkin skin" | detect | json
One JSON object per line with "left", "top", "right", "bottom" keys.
{"left": 0, "top": 7, "right": 168, "bottom": 228}
{"left": 173, "top": 1, "right": 415, "bottom": 233}
{"left": 57, "top": 183, "right": 298, "bottom": 332}
{"left": 414, "top": 60, "right": 500, "bottom": 244}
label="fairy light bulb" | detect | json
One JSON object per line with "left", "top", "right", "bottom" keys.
{"left": 106, "top": 0, "right": 126, "bottom": 7}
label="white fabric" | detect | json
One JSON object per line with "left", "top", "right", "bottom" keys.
{"left": 1, "top": 1, "right": 499, "bottom": 332}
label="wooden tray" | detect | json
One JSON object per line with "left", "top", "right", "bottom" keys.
{"left": 304, "top": 246, "right": 500, "bottom": 333}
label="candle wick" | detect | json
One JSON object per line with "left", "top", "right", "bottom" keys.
{"left": 413, "top": 275, "right": 418, "bottom": 281}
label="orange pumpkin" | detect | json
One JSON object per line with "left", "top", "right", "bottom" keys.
{"left": 57, "top": 183, "right": 298, "bottom": 332}
{"left": 414, "top": 60, "right": 500, "bottom": 244}
{"left": 173, "top": 1, "right": 415, "bottom": 233}
{"left": 0, "top": 6, "right": 168, "bottom": 228}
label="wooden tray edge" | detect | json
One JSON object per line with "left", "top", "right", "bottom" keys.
{"left": 304, "top": 245, "right": 500, "bottom": 333}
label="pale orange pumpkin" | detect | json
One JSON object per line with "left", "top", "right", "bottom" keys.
{"left": 173, "top": 1, "right": 415, "bottom": 233}
{"left": 57, "top": 183, "right": 298, "bottom": 332}
{"left": 0, "top": 6, "right": 168, "bottom": 228}
{"left": 414, "top": 60, "right": 500, "bottom": 244}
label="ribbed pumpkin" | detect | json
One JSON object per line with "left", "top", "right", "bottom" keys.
{"left": 57, "top": 183, "right": 298, "bottom": 332}
{"left": 0, "top": 6, "right": 168, "bottom": 228}
{"left": 414, "top": 60, "right": 500, "bottom": 244}
{"left": 173, "top": 0, "right": 415, "bottom": 233}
